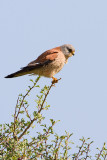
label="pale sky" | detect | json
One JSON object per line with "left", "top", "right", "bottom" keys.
{"left": 0, "top": 0, "right": 107, "bottom": 155}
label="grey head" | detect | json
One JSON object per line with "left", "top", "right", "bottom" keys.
{"left": 60, "top": 44, "right": 75, "bottom": 58}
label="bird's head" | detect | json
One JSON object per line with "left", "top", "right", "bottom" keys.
{"left": 61, "top": 44, "right": 75, "bottom": 58}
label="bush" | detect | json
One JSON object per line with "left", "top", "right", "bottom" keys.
{"left": 0, "top": 76, "right": 107, "bottom": 159}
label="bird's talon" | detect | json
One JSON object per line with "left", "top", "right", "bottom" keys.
{"left": 52, "top": 77, "right": 58, "bottom": 84}
{"left": 52, "top": 77, "right": 61, "bottom": 84}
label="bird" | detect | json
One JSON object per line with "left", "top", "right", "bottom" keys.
{"left": 5, "top": 44, "right": 75, "bottom": 83}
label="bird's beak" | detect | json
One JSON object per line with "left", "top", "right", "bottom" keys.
{"left": 72, "top": 51, "right": 75, "bottom": 56}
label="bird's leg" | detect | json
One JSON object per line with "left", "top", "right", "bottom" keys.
{"left": 52, "top": 77, "right": 58, "bottom": 84}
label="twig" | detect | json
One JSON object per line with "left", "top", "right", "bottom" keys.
{"left": 84, "top": 143, "right": 90, "bottom": 160}
{"left": 38, "top": 83, "right": 53, "bottom": 113}
{"left": 45, "top": 139, "right": 48, "bottom": 158}
{"left": 13, "top": 97, "right": 19, "bottom": 139}
{"left": 18, "top": 79, "right": 59, "bottom": 141}
{"left": 65, "top": 134, "right": 70, "bottom": 160}
{"left": 16, "top": 86, "right": 34, "bottom": 120}
{"left": 23, "top": 104, "right": 31, "bottom": 121}
{"left": 75, "top": 139, "right": 85, "bottom": 160}
{"left": 18, "top": 118, "right": 36, "bottom": 140}
{"left": 55, "top": 139, "right": 63, "bottom": 159}
{"left": 16, "top": 76, "right": 40, "bottom": 120}
{"left": 96, "top": 143, "right": 106, "bottom": 160}
{"left": 54, "top": 138, "right": 58, "bottom": 159}
{"left": 104, "top": 153, "right": 107, "bottom": 160}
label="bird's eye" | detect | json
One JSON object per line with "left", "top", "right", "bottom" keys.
{"left": 67, "top": 48, "right": 72, "bottom": 52}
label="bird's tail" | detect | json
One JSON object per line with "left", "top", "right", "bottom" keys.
{"left": 5, "top": 69, "right": 29, "bottom": 78}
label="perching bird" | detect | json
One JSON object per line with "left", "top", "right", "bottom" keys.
{"left": 5, "top": 44, "right": 75, "bottom": 83}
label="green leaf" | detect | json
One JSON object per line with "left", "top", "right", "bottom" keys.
{"left": 19, "top": 111, "right": 24, "bottom": 114}
{"left": 36, "top": 85, "right": 40, "bottom": 88}
{"left": 30, "top": 79, "right": 34, "bottom": 83}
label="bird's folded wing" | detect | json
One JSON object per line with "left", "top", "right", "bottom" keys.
{"left": 21, "top": 48, "right": 60, "bottom": 71}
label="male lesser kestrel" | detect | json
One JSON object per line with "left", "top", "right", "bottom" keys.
{"left": 5, "top": 44, "right": 75, "bottom": 83}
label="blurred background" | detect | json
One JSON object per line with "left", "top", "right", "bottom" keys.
{"left": 0, "top": 0, "right": 107, "bottom": 155}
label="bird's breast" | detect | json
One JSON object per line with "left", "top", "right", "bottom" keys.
{"left": 43, "top": 52, "right": 66, "bottom": 77}
{"left": 31, "top": 53, "right": 66, "bottom": 78}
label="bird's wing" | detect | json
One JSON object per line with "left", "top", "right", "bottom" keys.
{"left": 21, "top": 47, "right": 60, "bottom": 71}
